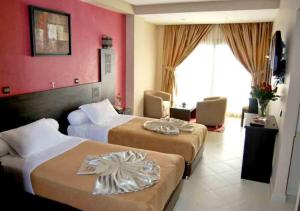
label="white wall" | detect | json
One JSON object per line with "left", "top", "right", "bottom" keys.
{"left": 134, "top": 16, "right": 157, "bottom": 116}
{"left": 270, "top": 0, "right": 300, "bottom": 201}
{"left": 288, "top": 131, "right": 300, "bottom": 197}
{"left": 125, "top": 15, "right": 135, "bottom": 112}
{"left": 82, "top": 0, "right": 134, "bottom": 14}
{"left": 126, "top": 16, "right": 158, "bottom": 116}
{"left": 155, "top": 26, "right": 164, "bottom": 90}
{"left": 287, "top": 102, "right": 300, "bottom": 197}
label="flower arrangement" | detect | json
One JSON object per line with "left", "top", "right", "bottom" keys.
{"left": 250, "top": 82, "right": 280, "bottom": 117}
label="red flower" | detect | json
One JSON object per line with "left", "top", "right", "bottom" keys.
{"left": 250, "top": 81, "right": 280, "bottom": 102}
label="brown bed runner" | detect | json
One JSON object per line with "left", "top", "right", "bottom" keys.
{"left": 108, "top": 117, "right": 207, "bottom": 162}
{"left": 31, "top": 141, "right": 184, "bottom": 211}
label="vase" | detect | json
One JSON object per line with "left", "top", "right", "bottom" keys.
{"left": 258, "top": 99, "right": 269, "bottom": 117}
{"left": 248, "top": 98, "right": 258, "bottom": 114}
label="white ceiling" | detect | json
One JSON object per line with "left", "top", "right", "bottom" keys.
{"left": 138, "top": 9, "right": 278, "bottom": 25}
{"left": 121, "top": 0, "right": 231, "bottom": 5}
{"left": 84, "top": 0, "right": 279, "bottom": 25}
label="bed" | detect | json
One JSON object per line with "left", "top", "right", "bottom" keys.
{"left": 67, "top": 100, "right": 207, "bottom": 178}
{"left": 0, "top": 83, "right": 184, "bottom": 211}
{"left": 1, "top": 138, "right": 184, "bottom": 211}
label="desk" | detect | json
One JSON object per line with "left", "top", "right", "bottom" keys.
{"left": 241, "top": 115, "right": 278, "bottom": 183}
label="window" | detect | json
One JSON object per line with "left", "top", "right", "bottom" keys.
{"left": 174, "top": 27, "right": 251, "bottom": 116}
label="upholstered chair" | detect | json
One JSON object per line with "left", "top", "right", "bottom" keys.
{"left": 196, "top": 97, "right": 227, "bottom": 126}
{"left": 144, "top": 90, "right": 171, "bottom": 119}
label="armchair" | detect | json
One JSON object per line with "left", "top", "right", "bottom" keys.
{"left": 196, "top": 97, "right": 227, "bottom": 126}
{"left": 144, "top": 90, "right": 171, "bottom": 119}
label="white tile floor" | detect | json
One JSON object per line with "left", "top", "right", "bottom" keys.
{"left": 174, "top": 117, "right": 295, "bottom": 211}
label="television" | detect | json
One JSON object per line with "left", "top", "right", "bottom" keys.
{"left": 269, "top": 31, "right": 285, "bottom": 77}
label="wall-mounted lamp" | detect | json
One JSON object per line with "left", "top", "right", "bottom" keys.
{"left": 102, "top": 35, "right": 112, "bottom": 49}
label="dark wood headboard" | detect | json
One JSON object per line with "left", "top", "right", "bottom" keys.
{"left": 0, "top": 82, "right": 101, "bottom": 134}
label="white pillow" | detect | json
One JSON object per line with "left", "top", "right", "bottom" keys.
{"left": 79, "top": 99, "right": 118, "bottom": 125}
{"left": 0, "top": 138, "right": 10, "bottom": 157}
{"left": 0, "top": 119, "right": 66, "bottom": 158}
{"left": 0, "top": 138, "right": 19, "bottom": 157}
{"left": 67, "top": 110, "right": 91, "bottom": 125}
{"left": 45, "top": 118, "right": 59, "bottom": 130}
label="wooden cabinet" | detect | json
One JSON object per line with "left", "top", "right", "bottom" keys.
{"left": 241, "top": 115, "right": 278, "bottom": 183}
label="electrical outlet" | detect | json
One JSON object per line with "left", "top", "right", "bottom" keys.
{"left": 2, "top": 86, "right": 10, "bottom": 94}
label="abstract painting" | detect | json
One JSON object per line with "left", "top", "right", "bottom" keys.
{"left": 29, "top": 6, "right": 71, "bottom": 56}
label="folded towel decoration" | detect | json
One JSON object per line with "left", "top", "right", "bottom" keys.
{"left": 77, "top": 151, "right": 160, "bottom": 195}
{"left": 143, "top": 118, "right": 194, "bottom": 135}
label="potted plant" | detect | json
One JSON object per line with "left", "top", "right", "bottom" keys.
{"left": 250, "top": 82, "right": 280, "bottom": 117}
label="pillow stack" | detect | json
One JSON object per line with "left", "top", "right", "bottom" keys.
{"left": 0, "top": 118, "right": 65, "bottom": 158}
{"left": 69, "top": 99, "right": 118, "bottom": 125}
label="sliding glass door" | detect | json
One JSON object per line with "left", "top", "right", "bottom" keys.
{"left": 174, "top": 28, "right": 251, "bottom": 116}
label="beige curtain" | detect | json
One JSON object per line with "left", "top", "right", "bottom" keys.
{"left": 162, "top": 24, "right": 213, "bottom": 94}
{"left": 220, "top": 22, "right": 273, "bottom": 86}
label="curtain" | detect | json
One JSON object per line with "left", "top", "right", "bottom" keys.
{"left": 162, "top": 24, "right": 213, "bottom": 94}
{"left": 175, "top": 25, "right": 252, "bottom": 116}
{"left": 220, "top": 22, "right": 273, "bottom": 86}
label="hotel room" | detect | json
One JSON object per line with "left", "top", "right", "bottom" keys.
{"left": 0, "top": 0, "right": 300, "bottom": 210}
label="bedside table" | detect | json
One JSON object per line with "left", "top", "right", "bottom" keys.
{"left": 114, "top": 106, "right": 132, "bottom": 115}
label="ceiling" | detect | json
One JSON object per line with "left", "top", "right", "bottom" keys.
{"left": 138, "top": 9, "right": 278, "bottom": 25}
{"left": 83, "top": 0, "right": 279, "bottom": 25}
{"left": 121, "top": 0, "right": 231, "bottom": 5}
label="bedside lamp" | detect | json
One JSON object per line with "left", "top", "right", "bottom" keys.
{"left": 102, "top": 35, "right": 112, "bottom": 49}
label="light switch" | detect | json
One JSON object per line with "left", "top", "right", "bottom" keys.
{"left": 2, "top": 86, "right": 10, "bottom": 94}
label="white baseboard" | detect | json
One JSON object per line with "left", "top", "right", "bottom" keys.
{"left": 271, "top": 192, "right": 287, "bottom": 202}
{"left": 270, "top": 175, "right": 287, "bottom": 203}
{"left": 287, "top": 194, "right": 297, "bottom": 203}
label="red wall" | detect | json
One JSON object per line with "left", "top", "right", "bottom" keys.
{"left": 0, "top": 0, "right": 126, "bottom": 105}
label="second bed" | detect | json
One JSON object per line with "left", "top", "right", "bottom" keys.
{"left": 68, "top": 112, "right": 207, "bottom": 177}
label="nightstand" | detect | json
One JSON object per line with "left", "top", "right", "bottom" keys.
{"left": 114, "top": 106, "right": 131, "bottom": 115}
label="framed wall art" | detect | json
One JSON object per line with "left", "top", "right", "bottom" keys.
{"left": 29, "top": 5, "right": 71, "bottom": 56}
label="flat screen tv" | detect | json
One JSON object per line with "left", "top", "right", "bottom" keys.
{"left": 269, "top": 31, "right": 285, "bottom": 77}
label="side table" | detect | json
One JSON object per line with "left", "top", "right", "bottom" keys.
{"left": 241, "top": 115, "right": 278, "bottom": 183}
{"left": 170, "top": 106, "right": 196, "bottom": 121}
{"left": 114, "top": 106, "right": 132, "bottom": 115}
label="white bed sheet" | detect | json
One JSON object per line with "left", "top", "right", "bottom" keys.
{"left": 1, "top": 136, "right": 85, "bottom": 194}
{"left": 67, "top": 114, "right": 134, "bottom": 142}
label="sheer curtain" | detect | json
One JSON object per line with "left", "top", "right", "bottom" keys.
{"left": 174, "top": 25, "right": 252, "bottom": 116}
